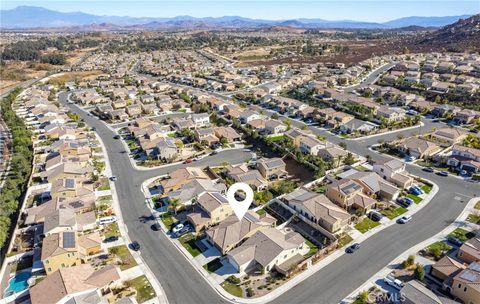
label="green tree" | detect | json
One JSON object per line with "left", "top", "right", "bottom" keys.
{"left": 414, "top": 264, "right": 425, "bottom": 281}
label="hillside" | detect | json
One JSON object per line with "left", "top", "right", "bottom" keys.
{"left": 418, "top": 14, "right": 480, "bottom": 51}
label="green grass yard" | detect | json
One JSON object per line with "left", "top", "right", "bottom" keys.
{"left": 305, "top": 239, "right": 318, "bottom": 257}
{"left": 179, "top": 233, "right": 202, "bottom": 257}
{"left": 269, "top": 135, "right": 285, "bottom": 142}
{"left": 381, "top": 207, "right": 408, "bottom": 219}
{"left": 127, "top": 275, "right": 156, "bottom": 303}
{"left": 102, "top": 222, "right": 120, "bottom": 238}
{"left": 449, "top": 228, "right": 475, "bottom": 242}
{"left": 467, "top": 214, "right": 480, "bottom": 224}
{"left": 355, "top": 218, "right": 380, "bottom": 233}
{"left": 221, "top": 281, "right": 243, "bottom": 297}
{"left": 407, "top": 194, "right": 422, "bottom": 204}
{"left": 337, "top": 233, "right": 353, "bottom": 248}
{"left": 160, "top": 213, "right": 175, "bottom": 230}
{"left": 108, "top": 245, "right": 137, "bottom": 270}
{"left": 421, "top": 184, "right": 432, "bottom": 194}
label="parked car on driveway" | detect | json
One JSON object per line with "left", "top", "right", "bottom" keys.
{"left": 346, "top": 243, "right": 361, "bottom": 253}
{"left": 384, "top": 274, "right": 404, "bottom": 290}
{"left": 397, "top": 197, "right": 413, "bottom": 208}
{"left": 172, "top": 223, "right": 185, "bottom": 235}
{"left": 408, "top": 186, "right": 422, "bottom": 196}
{"left": 103, "top": 236, "right": 118, "bottom": 243}
{"left": 447, "top": 236, "right": 464, "bottom": 247}
{"left": 368, "top": 210, "right": 383, "bottom": 221}
{"left": 405, "top": 155, "right": 416, "bottom": 162}
{"left": 397, "top": 215, "right": 412, "bottom": 224}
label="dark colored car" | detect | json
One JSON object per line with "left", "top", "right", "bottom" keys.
{"left": 103, "top": 236, "right": 118, "bottom": 243}
{"left": 447, "top": 236, "right": 463, "bottom": 247}
{"left": 151, "top": 223, "right": 161, "bottom": 231}
{"left": 346, "top": 243, "right": 361, "bottom": 253}
{"left": 422, "top": 167, "right": 434, "bottom": 173}
{"left": 437, "top": 171, "right": 449, "bottom": 177}
{"left": 113, "top": 135, "right": 120, "bottom": 139}
{"left": 130, "top": 241, "right": 140, "bottom": 251}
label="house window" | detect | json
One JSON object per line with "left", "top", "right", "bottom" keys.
{"left": 464, "top": 287, "right": 467, "bottom": 292}
{"left": 458, "top": 284, "right": 462, "bottom": 288}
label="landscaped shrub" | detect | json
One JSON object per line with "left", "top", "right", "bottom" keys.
{"left": 227, "top": 275, "right": 241, "bottom": 285}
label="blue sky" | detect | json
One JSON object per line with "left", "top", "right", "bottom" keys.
{"left": 2, "top": 0, "right": 479, "bottom": 22}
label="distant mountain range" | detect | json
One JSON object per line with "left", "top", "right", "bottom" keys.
{"left": 0, "top": 6, "right": 474, "bottom": 30}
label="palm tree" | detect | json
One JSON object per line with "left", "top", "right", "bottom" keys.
{"left": 168, "top": 198, "right": 180, "bottom": 215}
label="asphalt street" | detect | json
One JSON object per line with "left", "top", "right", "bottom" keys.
{"left": 58, "top": 77, "right": 480, "bottom": 304}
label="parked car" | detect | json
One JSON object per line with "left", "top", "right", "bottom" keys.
{"left": 103, "top": 236, "right": 118, "bottom": 243}
{"left": 384, "top": 274, "right": 404, "bottom": 290}
{"left": 422, "top": 167, "right": 434, "bottom": 173}
{"left": 408, "top": 187, "right": 422, "bottom": 196}
{"left": 175, "top": 224, "right": 193, "bottom": 237}
{"left": 210, "top": 150, "right": 218, "bottom": 155}
{"left": 172, "top": 223, "right": 185, "bottom": 235}
{"left": 397, "top": 215, "right": 412, "bottom": 224}
{"left": 405, "top": 155, "right": 416, "bottom": 162}
{"left": 346, "top": 243, "right": 361, "bottom": 253}
{"left": 397, "top": 197, "right": 413, "bottom": 208}
{"left": 184, "top": 159, "right": 193, "bottom": 164}
{"left": 411, "top": 186, "right": 424, "bottom": 194}
{"left": 437, "top": 171, "right": 449, "bottom": 177}
{"left": 110, "top": 176, "right": 118, "bottom": 181}
{"left": 113, "top": 135, "right": 120, "bottom": 139}
{"left": 92, "top": 127, "right": 96, "bottom": 131}
{"left": 151, "top": 223, "right": 161, "bottom": 231}
{"left": 130, "top": 241, "right": 140, "bottom": 251}
{"left": 368, "top": 210, "right": 383, "bottom": 222}
{"left": 447, "top": 236, "right": 464, "bottom": 247}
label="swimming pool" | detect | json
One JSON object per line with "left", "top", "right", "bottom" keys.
{"left": 4, "top": 271, "right": 32, "bottom": 296}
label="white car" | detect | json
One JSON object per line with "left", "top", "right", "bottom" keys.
{"left": 384, "top": 274, "right": 404, "bottom": 290}
{"left": 172, "top": 223, "right": 184, "bottom": 234}
{"left": 397, "top": 215, "right": 412, "bottom": 224}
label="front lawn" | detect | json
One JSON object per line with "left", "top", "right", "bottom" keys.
{"left": 407, "top": 194, "right": 422, "bottom": 204}
{"left": 98, "top": 178, "right": 111, "bottom": 191}
{"left": 160, "top": 213, "right": 175, "bottom": 230}
{"left": 127, "top": 275, "right": 156, "bottom": 303}
{"left": 179, "top": 233, "right": 202, "bottom": 257}
{"left": 421, "top": 184, "right": 433, "bottom": 194}
{"left": 221, "top": 281, "right": 243, "bottom": 297}
{"left": 269, "top": 135, "right": 284, "bottom": 142}
{"left": 305, "top": 239, "right": 318, "bottom": 257}
{"left": 449, "top": 228, "right": 475, "bottom": 242}
{"left": 203, "top": 258, "right": 223, "bottom": 273}
{"left": 426, "top": 241, "right": 452, "bottom": 260}
{"left": 108, "top": 245, "right": 137, "bottom": 270}
{"left": 381, "top": 206, "right": 408, "bottom": 219}
{"left": 467, "top": 214, "right": 480, "bottom": 225}
{"left": 355, "top": 218, "right": 380, "bottom": 233}
{"left": 102, "top": 222, "right": 120, "bottom": 238}
{"left": 337, "top": 233, "right": 353, "bottom": 248}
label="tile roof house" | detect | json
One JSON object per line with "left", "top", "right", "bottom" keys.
{"left": 400, "top": 280, "right": 443, "bottom": 304}
{"left": 187, "top": 192, "right": 233, "bottom": 232}
{"left": 206, "top": 210, "right": 276, "bottom": 254}
{"left": 226, "top": 164, "right": 268, "bottom": 191}
{"left": 430, "top": 128, "right": 468, "bottom": 146}
{"left": 431, "top": 255, "right": 466, "bottom": 282}
{"left": 326, "top": 179, "right": 377, "bottom": 212}
{"left": 398, "top": 137, "right": 442, "bottom": 159}
{"left": 452, "top": 262, "right": 480, "bottom": 304}
{"left": 159, "top": 167, "right": 209, "bottom": 193}
{"left": 373, "top": 158, "right": 414, "bottom": 189}
{"left": 257, "top": 158, "right": 287, "bottom": 180}
{"left": 283, "top": 189, "right": 351, "bottom": 233}
{"left": 214, "top": 126, "right": 242, "bottom": 142}
{"left": 458, "top": 238, "right": 480, "bottom": 264}
{"left": 447, "top": 145, "right": 480, "bottom": 173}
{"left": 227, "top": 228, "right": 307, "bottom": 273}
{"left": 41, "top": 231, "right": 81, "bottom": 275}
{"left": 30, "top": 264, "right": 120, "bottom": 304}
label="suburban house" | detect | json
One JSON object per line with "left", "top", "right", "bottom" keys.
{"left": 299, "top": 136, "right": 325, "bottom": 155}
{"left": 257, "top": 158, "right": 287, "bottom": 180}
{"left": 338, "top": 119, "right": 378, "bottom": 134}
{"left": 458, "top": 238, "right": 480, "bottom": 264}
{"left": 191, "top": 113, "right": 210, "bottom": 127}
{"left": 429, "top": 128, "right": 468, "bottom": 146}
{"left": 41, "top": 231, "right": 81, "bottom": 275}
{"left": 373, "top": 158, "right": 414, "bottom": 188}
{"left": 400, "top": 280, "right": 444, "bottom": 304}
{"left": 453, "top": 109, "right": 480, "bottom": 125}
{"left": 317, "top": 146, "right": 349, "bottom": 163}
{"left": 214, "top": 126, "right": 242, "bottom": 143}
{"left": 206, "top": 210, "right": 276, "bottom": 254}
{"left": 347, "top": 171, "right": 400, "bottom": 201}
{"left": 431, "top": 255, "right": 466, "bottom": 282}
{"left": 187, "top": 192, "right": 233, "bottom": 232}
{"left": 398, "top": 137, "right": 442, "bottom": 159}
{"left": 283, "top": 189, "right": 351, "bottom": 233}
{"left": 447, "top": 145, "right": 480, "bottom": 173}
{"left": 326, "top": 179, "right": 377, "bottom": 213}
{"left": 29, "top": 264, "right": 120, "bottom": 304}
{"left": 227, "top": 228, "right": 307, "bottom": 273}
{"left": 265, "top": 120, "right": 288, "bottom": 135}
{"left": 226, "top": 163, "right": 268, "bottom": 191}
{"left": 452, "top": 262, "right": 480, "bottom": 304}
{"left": 159, "top": 167, "right": 209, "bottom": 193}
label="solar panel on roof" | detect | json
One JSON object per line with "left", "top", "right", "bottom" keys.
{"left": 63, "top": 231, "right": 76, "bottom": 248}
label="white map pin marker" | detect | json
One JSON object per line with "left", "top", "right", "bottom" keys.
{"left": 227, "top": 182, "right": 254, "bottom": 221}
